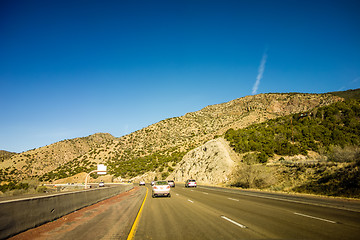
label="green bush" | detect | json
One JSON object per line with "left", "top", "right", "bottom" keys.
{"left": 161, "top": 172, "right": 169, "bottom": 179}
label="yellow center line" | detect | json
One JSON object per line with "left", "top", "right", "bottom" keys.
{"left": 127, "top": 187, "right": 148, "bottom": 240}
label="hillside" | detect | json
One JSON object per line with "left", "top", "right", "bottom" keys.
{"left": 0, "top": 133, "right": 115, "bottom": 182}
{"left": 220, "top": 97, "right": 360, "bottom": 198}
{"left": 0, "top": 92, "right": 343, "bottom": 185}
{"left": 0, "top": 150, "right": 17, "bottom": 162}
{"left": 41, "top": 92, "right": 341, "bottom": 181}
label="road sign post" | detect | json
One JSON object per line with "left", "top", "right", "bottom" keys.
{"left": 84, "top": 164, "right": 107, "bottom": 189}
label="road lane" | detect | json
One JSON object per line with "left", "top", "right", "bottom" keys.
{"left": 186, "top": 186, "right": 360, "bottom": 239}
{"left": 195, "top": 186, "right": 360, "bottom": 229}
{"left": 135, "top": 185, "right": 263, "bottom": 240}
{"left": 135, "top": 185, "right": 360, "bottom": 240}
{"left": 9, "top": 186, "right": 146, "bottom": 240}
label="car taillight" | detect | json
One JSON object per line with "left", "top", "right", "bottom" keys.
{"left": 153, "top": 186, "right": 158, "bottom": 189}
{"left": 166, "top": 186, "right": 170, "bottom": 189}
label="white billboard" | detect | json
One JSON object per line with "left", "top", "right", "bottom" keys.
{"left": 97, "top": 164, "right": 107, "bottom": 175}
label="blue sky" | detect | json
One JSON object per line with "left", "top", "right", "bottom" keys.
{"left": 1, "top": 0, "right": 359, "bottom": 152}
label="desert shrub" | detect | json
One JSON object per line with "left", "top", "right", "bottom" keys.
{"left": 327, "top": 145, "right": 360, "bottom": 162}
{"left": 161, "top": 172, "right": 169, "bottom": 179}
{"left": 36, "top": 185, "right": 48, "bottom": 193}
{"left": 230, "top": 164, "right": 275, "bottom": 189}
{"left": 242, "top": 153, "right": 257, "bottom": 164}
{"left": 257, "top": 152, "right": 268, "bottom": 163}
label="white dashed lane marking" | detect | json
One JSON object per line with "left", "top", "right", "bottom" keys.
{"left": 221, "top": 216, "right": 247, "bottom": 228}
{"left": 228, "top": 198, "right": 239, "bottom": 201}
{"left": 294, "top": 212, "right": 337, "bottom": 224}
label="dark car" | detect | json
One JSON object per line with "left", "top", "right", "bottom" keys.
{"left": 167, "top": 180, "right": 175, "bottom": 188}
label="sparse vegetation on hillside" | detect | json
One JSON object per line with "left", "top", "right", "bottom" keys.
{"left": 39, "top": 158, "right": 97, "bottom": 182}
{"left": 0, "top": 150, "right": 17, "bottom": 162}
{"left": 107, "top": 151, "right": 186, "bottom": 178}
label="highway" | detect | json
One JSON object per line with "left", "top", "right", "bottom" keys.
{"left": 134, "top": 185, "right": 360, "bottom": 240}
{"left": 6, "top": 184, "right": 360, "bottom": 240}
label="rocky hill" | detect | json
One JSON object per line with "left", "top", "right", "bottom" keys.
{"left": 0, "top": 92, "right": 342, "bottom": 183}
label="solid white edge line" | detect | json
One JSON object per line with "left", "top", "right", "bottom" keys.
{"left": 294, "top": 212, "right": 337, "bottom": 224}
{"left": 221, "top": 216, "right": 247, "bottom": 228}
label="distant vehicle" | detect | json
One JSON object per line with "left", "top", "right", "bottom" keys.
{"left": 185, "top": 179, "right": 197, "bottom": 188}
{"left": 167, "top": 180, "right": 175, "bottom": 188}
{"left": 151, "top": 181, "right": 155, "bottom": 186}
{"left": 152, "top": 180, "right": 171, "bottom": 198}
{"left": 139, "top": 181, "right": 145, "bottom": 186}
{"left": 99, "top": 181, "right": 105, "bottom": 187}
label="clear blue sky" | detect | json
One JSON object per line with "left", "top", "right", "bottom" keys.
{"left": 1, "top": 0, "right": 359, "bottom": 153}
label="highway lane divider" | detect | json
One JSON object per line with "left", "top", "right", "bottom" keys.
{"left": 0, "top": 184, "right": 133, "bottom": 239}
{"left": 221, "top": 216, "right": 247, "bottom": 229}
{"left": 294, "top": 212, "right": 337, "bottom": 224}
{"left": 228, "top": 198, "right": 239, "bottom": 201}
{"left": 127, "top": 187, "right": 148, "bottom": 240}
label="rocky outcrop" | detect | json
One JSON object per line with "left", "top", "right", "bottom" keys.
{"left": 170, "top": 138, "right": 237, "bottom": 184}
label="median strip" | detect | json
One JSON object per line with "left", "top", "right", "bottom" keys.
{"left": 221, "top": 216, "right": 247, "bottom": 228}
{"left": 294, "top": 212, "right": 336, "bottom": 224}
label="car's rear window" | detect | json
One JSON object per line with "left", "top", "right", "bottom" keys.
{"left": 156, "top": 181, "right": 168, "bottom": 185}
{"left": 189, "top": 180, "right": 196, "bottom": 182}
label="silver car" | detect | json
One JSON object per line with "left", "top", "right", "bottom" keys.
{"left": 185, "top": 179, "right": 197, "bottom": 188}
{"left": 152, "top": 180, "right": 171, "bottom": 198}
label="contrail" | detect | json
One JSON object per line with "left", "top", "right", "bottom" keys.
{"left": 252, "top": 52, "right": 267, "bottom": 95}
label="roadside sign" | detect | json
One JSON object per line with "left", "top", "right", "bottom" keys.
{"left": 97, "top": 164, "right": 107, "bottom": 174}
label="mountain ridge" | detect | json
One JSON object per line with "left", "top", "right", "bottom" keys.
{"left": 0, "top": 92, "right": 343, "bottom": 183}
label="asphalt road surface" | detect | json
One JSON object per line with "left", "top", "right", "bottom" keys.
{"left": 9, "top": 187, "right": 146, "bottom": 240}
{"left": 134, "top": 185, "right": 360, "bottom": 240}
